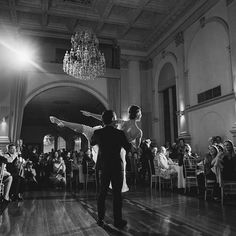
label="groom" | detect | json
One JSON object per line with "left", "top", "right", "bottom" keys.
{"left": 90, "top": 110, "right": 131, "bottom": 228}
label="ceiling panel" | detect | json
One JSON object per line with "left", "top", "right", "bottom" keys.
{"left": 0, "top": 0, "right": 200, "bottom": 51}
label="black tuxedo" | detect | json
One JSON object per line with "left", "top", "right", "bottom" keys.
{"left": 91, "top": 125, "right": 131, "bottom": 223}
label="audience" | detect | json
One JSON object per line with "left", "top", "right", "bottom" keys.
{"left": 1, "top": 134, "right": 236, "bottom": 210}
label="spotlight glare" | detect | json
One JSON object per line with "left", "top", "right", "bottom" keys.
{"left": 15, "top": 46, "right": 33, "bottom": 66}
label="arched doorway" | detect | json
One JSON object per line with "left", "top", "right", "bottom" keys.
{"left": 21, "top": 86, "right": 106, "bottom": 152}
{"left": 158, "top": 62, "right": 178, "bottom": 145}
{"left": 57, "top": 136, "right": 66, "bottom": 150}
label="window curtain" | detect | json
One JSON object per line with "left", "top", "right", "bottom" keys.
{"left": 107, "top": 78, "right": 121, "bottom": 117}
{"left": 9, "top": 74, "right": 27, "bottom": 143}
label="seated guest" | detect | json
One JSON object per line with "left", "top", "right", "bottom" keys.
{"left": 155, "top": 146, "right": 177, "bottom": 179}
{"left": 0, "top": 152, "right": 13, "bottom": 204}
{"left": 3, "top": 143, "right": 20, "bottom": 202}
{"left": 169, "top": 142, "right": 178, "bottom": 160}
{"left": 177, "top": 138, "right": 185, "bottom": 167}
{"left": 204, "top": 145, "right": 219, "bottom": 180}
{"left": 215, "top": 136, "right": 223, "bottom": 145}
{"left": 221, "top": 140, "right": 236, "bottom": 181}
{"left": 24, "top": 161, "right": 37, "bottom": 190}
{"left": 183, "top": 144, "right": 196, "bottom": 167}
{"left": 50, "top": 153, "right": 66, "bottom": 189}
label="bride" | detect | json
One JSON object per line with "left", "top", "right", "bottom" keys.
{"left": 50, "top": 105, "right": 142, "bottom": 192}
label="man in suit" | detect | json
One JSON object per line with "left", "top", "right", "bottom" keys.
{"left": 91, "top": 110, "right": 131, "bottom": 228}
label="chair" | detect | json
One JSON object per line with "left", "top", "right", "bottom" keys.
{"left": 220, "top": 171, "right": 236, "bottom": 204}
{"left": 148, "top": 160, "right": 159, "bottom": 190}
{"left": 85, "top": 160, "right": 97, "bottom": 192}
{"left": 66, "top": 160, "right": 73, "bottom": 192}
{"left": 0, "top": 163, "right": 5, "bottom": 197}
{"left": 183, "top": 157, "right": 198, "bottom": 193}
{"left": 204, "top": 177, "right": 216, "bottom": 200}
{"left": 126, "top": 155, "right": 138, "bottom": 186}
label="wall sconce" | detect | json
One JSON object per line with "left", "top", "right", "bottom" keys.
{"left": 1, "top": 117, "right": 6, "bottom": 125}
{"left": 176, "top": 110, "right": 185, "bottom": 117}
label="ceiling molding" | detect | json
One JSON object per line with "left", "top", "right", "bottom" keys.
{"left": 8, "top": 0, "right": 17, "bottom": 24}
{"left": 147, "top": 0, "right": 219, "bottom": 59}
{"left": 119, "top": 0, "right": 150, "bottom": 38}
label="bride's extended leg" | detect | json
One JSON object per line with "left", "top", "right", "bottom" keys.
{"left": 49, "top": 116, "right": 96, "bottom": 141}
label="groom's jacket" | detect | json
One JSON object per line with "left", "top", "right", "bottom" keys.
{"left": 91, "top": 125, "right": 131, "bottom": 172}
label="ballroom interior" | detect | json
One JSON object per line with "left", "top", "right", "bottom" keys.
{"left": 0, "top": 0, "right": 236, "bottom": 235}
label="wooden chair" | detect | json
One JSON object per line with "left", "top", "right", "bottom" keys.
{"left": 85, "top": 160, "right": 97, "bottom": 192}
{"left": 183, "top": 157, "right": 198, "bottom": 193}
{"left": 148, "top": 160, "right": 159, "bottom": 190}
{"left": 220, "top": 172, "right": 236, "bottom": 205}
{"left": 126, "top": 155, "right": 138, "bottom": 186}
{"left": 204, "top": 177, "right": 216, "bottom": 200}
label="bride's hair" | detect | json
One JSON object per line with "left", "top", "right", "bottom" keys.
{"left": 128, "top": 105, "right": 141, "bottom": 120}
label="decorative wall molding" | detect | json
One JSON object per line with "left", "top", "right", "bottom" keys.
{"left": 186, "top": 93, "right": 234, "bottom": 113}
{"left": 184, "top": 70, "right": 189, "bottom": 80}
{"left": 200, "top": 16, "right": 206, "bottom": 28}
{"left": 226, "top": 0, "right": 235, "bottom": 6}
{"left": 147, "top": 0, "right": 218, "bottom": 59}
{"left": 140, "top": 59, "right": 153, "bottom": 70}
{"left": 175, "top": 31, "right": 184, "bottom": 47}
{"left": 120, "top": 58, "right": 129, "bottom": 69}
{"left": 161, "top": 50, "right": 166, "bottom": 59}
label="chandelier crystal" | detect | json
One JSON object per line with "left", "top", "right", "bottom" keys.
{"left": 63, "top": 29, "right": 106, "bottom": 80}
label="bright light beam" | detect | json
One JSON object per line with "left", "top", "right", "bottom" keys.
{"left": 0, "top": 38, "right": 44, "bottom": 71}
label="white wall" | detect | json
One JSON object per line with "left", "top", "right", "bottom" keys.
{"left": 188, "top": 21, "right": 231, "bottom": 105}
{"left": 189, "top": 98, "right": 235, "bottom": 154}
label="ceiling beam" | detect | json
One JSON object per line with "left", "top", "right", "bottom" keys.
{"left": 8, "top": 0, "right": 17, "bottom": 24}
{"left": 65, "top": 18, "right": 78, "bottom": 33}
{"left": 95, "top": 0, "right": 114, "bottom": 33}
{"left": 119, "top": 0, "right": 150, "bottom": 38}
{"left": 41, "top": 0, "right": 49, "bottom": 27}
{"left": 144, "top": 0, "right": 190, "bottom": 46}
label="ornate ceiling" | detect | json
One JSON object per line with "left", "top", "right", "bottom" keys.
{"left": 0, "top": 0, "right": 198, "bottom": 51}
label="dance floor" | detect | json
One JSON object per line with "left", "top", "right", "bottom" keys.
{"left": 0, "top": 186, "right": 236, "bottom": 236}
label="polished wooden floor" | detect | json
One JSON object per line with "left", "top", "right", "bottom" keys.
{"left": 0, "top": 186, "right": 236, "bottom": 236}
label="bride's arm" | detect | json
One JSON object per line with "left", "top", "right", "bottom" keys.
{"left": 81, "top": 110, "right": 102, "bottom": 121}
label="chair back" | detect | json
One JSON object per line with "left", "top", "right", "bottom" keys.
{"left": 183, "top": 157, "right": 197, "bottom": 178}
{"left": 85, "top": 160, "right": 97, "bottom": 191}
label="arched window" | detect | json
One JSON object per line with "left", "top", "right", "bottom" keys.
{"left": 43, "top": 134, "right": 55, "bottom": 153}
{"left": 74, "top": 136, "right": 81, "bottom": 152}
{"left": 57, "top": 136, "right": 66, "bottom": 151}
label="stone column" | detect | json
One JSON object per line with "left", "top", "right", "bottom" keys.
{"left": 128, "top": 59, "right": 141, "bottom": 106}
{"left": 120, "top": 57, "right": 129, "bottom": 119}
{"left": 120, "top": 56, "right": 141, "bottom": 120}
{"left": 227, "top": 0, "right": 236, "bottom": 143}
{"left": 175, "top": 31, "right": 191, "bottom": 144}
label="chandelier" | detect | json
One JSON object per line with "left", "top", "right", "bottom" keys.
{"left": 63, "top": 29, "right": 106, "bottom": 80}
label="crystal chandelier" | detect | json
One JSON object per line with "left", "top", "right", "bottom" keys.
{"left": 63, "top": 29, "right": 106, "bottom": 80}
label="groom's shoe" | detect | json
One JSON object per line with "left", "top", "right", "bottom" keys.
{"left": 114, "top": 219, "right": 127, "bottom": 228}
